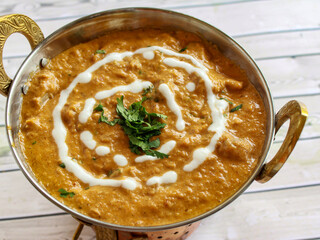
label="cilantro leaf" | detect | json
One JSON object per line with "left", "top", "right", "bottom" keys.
{"left": 142, "top": 86, "right": 153, "bottom": 96}
{"left": 95, "top": 49, "right": 106, "bottom": 54}
{"left": 94, "top": 103, "right": 104, "bottom": 112}
{"left": 219, "top": 97, "right": 234, "bottom": 105}
{"left": 59, "top": 163, "right": 66, "bottom": 168}
{"left": 96, "top": 96, "right": 168, "bottom": 158}
{"left": 230, "top": 104, "right": 243, "bottom": 112}
{"left": 58, "top": 188, "right": 75, "bottom": 198}
{"left": 94, "top": 103, "right": 120, "bottom": 126}
{"left": 99, "top": 115, "right": 120, "bottom": 126}
{"left": 179, "top": 47, "right": 187, "bottom": 53}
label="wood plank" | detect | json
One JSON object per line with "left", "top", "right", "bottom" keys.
{"left": 2, "top": 0, "right": 320, "bottom": 59}
{"left": 1, "top": 185, "right": 319, "bottom": 240}
{"left": 0, "top": 0, "right": 252, "bottom": 20}
{"left": 0, "top": 1, "right": 318, "bottom": 240}
{"left": 1, "top": 0, "right": 318, "bottom": 36}
{"left": 0, "top": 171, "right": 64, "bottom": 219}
{"left": 237, "top": 30, "right": 320, "bottom": 60}
{"left": 258, "top": 55, "right": 320, "bottom": 98}
{"left": 0, "top": 125, "right": 14, "bottom": 172}
{"left": 189, "top": 185, "right": 320, "bottom": 240}
{"left": 247, "top": 138, "right": 320, "bottom": 193}
{"left": 0, "top": 214, "right": 96, "bottom": 240}
{"left": 273, "top": 94, "right": 320, "bottom": 141}
{"left": 181, "top": 0, "right": 320, "bottom": 36}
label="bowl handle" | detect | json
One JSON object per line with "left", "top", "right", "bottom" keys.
{"left": 256, "top": 100, "right": 308, "bottom": 183}
{"left": 0, "top": 14, "right": 44, "bottom": 96}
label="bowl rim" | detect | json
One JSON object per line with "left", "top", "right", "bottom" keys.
{"left": 5, "top": 7, "right": 274, "bottom": 232}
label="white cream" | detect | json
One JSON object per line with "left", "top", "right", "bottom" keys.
{"left": 52, "top": 49, "right": 154, "bottom": 189}
{"left": 158, "top": 84, "right": 185, "bottom": 131}
{"left": 95, "top": 80, "right": 153, "bottom": 100}
{"left": 113, "top": 154, "right": 128, "bottom": 166}
{"left": 80, "top": 131, "right": 96, "bottom": 150}
{"left": 142, "top": 51, "right": 155, "bottom": 60}
{"left": 52, "top": 45, "right": 227, "bottom": 189}
{"left": 135, "top": 140, "right": 176, "bottom": 163}
{"left": 135, "top": 46, "right": 208, "bottom": 72}
{"left": 186, "top": 82, "right": 196, "bottom": 92}
{"left": 146, "top": 171, "right": 178, "bottom": 186}
{"left": 162, "top": 58, "right": 228, "bottom": 171}
{"left": 95, "top": 146, "right": 110, "bottom": 156}
{"left": 62, "top": 158, "right": 137, "bottom": 190}
{"left": 78, "top": 98, "right": 96, "bottom": 124}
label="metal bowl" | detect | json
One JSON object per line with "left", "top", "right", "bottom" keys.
{"left": 0, "top": 8, "right": 307, "bottom": 239}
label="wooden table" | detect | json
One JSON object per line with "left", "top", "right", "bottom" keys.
{"left": 0, "top": 0, "right": 319, "bottom": 239}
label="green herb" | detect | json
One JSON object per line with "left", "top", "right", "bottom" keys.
{"left": 94, "top": 103, "right": 120, "bottom": 126}
{"left": 107, "top": 169, "right": 113, "bottom": 177}
{"left": 230, "top": 104, "right": 243, "bottom": 112}
{"left": 142, "top": 86, "right": 153, "bottom": 96}
{"left": 92, "top": 157, "right": 96, "bottom": 160}
{"left": 179, "top": 47, "right": 187, "bottom": 53}
{"left": 58, "top": 188, "right": 75, "bottom": 198}
{"left": 107, "top": 169, "right": 121, "bottom": 178}
{"left": 220, "top": 97, "right": 234, "bottom": 105}
{"left": 95, "top": 49, "right": 106, "bottom": 54}
{"left": 85, "top": 187, "right": 90, "bottom": 190}
{"left": 32, "top": 141, "right": 36, "bottom": 145}
{"left": 138, "top": 70, "right": 142, "bottom": 75}
{"left": 59, "top": 163, "right": 66, "bottom": 168}
{"left": 96, "top": 96, "right": 168, "bottom": 158}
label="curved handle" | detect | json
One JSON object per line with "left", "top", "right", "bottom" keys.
{"left": 256, "top": 100, "right": 308, "bottom": 183}
{"left": 0, "top": 14, "right": 44, "bottom": 96}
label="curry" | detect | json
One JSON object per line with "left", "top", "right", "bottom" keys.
{"left": 19, "top": 29, "right": 266, "bottom": 226}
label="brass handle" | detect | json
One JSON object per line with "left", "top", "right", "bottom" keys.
{"left": 0, "top": 14, "right": 44, "bottom": 96}
{"left": 256, "top": 100, "right": 308, "bottom": 183}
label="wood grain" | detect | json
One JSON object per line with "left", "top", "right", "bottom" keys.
{"left": 0, "top": 0, "right": 319, "bottom": 239}
{"left": 189, "top": 185, "right": 320, "bottom": 240}
{"left": 0, "top": 214, "right": 96, "bottom": 240}
{"left": 1, "top": 186, "right": 319, "bottom": 240}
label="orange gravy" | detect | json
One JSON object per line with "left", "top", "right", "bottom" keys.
{"left": 19, "top": 29, "right": 266, "bottom": 226}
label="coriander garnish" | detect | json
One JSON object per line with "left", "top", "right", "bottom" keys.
{"left": 230, "top": 104, "right": 243, "bottom": 112}
{"left": 92, "top": 157, "right": 96, "bottom": 160}
{"left": 142, "top": 86, "right": 153, "bottom": 96}
{"left": 95, "top": 49, "right": 106, "bottom": 54}
{"left": 59, "top": 163, "right": 66, "bottom": 168}
{"left": 220, "top": 97, "right": 234, "bottom": 105}
{"left": 32, "top": 141, "right": 36, "bottom": 145}
{"left": 107, "top": 169, "right": 121, "bottom": 178}
{"left": 179, "top": 47, "right": 187, "bottom": 53}
{"left": 95, "top": 96, "right": 168, "bottom": 159}
{"left": 58, "top": 188, "right": 75, "bottom": 198}
{"left": 94, "top": 103, "right": 120, "bottom": 126}
{"left": 107, "top": 169, "right": 113, "bottom": 177}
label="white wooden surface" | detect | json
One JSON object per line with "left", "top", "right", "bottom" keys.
{"left": 0, "top": 0, "right": 320, "bottom": 239}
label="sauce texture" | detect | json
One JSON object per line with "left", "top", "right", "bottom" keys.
{"left": 19, "top": 29, "right": 266, "bottom": 226}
